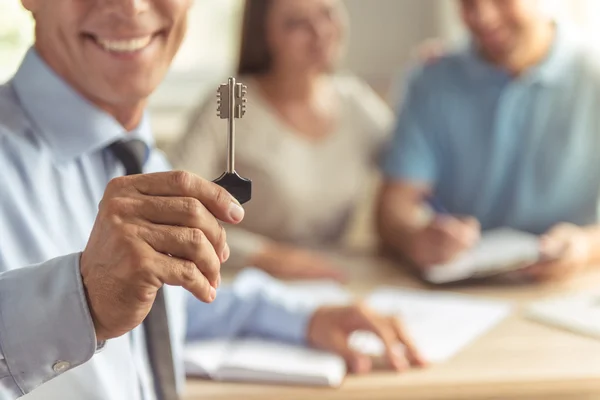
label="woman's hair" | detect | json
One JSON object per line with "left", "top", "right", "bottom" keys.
{"left": 237, "top": 0, "right": 274, "bottom": 76}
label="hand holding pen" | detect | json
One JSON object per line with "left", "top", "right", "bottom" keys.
{"left": 406, "top": 195, "right": 480, "bottom": 268}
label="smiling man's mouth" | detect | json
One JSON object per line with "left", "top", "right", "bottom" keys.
{"left": 84, "top": 33, "right": 161, "bottom": 54}
{"left": 97, "top": 36, "right": 153, "bottom": 52}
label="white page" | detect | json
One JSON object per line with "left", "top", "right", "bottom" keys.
{"left": 185, "top": 339, "right": 345, "bottom": 387}
{"left": 424, "top": 228, "right": 541, "bottom": 284}
{"left": 526, "top": 289, "right": 600, "bottom": 339}
{"left": 350, "top": 287, "right": 512, "bottom": 363}
{"left": 184, "top": 339, "right": 231, "bottom": 377}
{"left": 217, "top": 339, "right": 346, "bottom": 387}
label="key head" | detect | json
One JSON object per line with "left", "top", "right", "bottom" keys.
{"left": 234, "top": 83, "right": 247, "bottom": 119}
{"left": 217, "top": 84, "right": 230, "bottom": 119}
{"left": 213, "top": 172, "right": 252, "bottom": 205}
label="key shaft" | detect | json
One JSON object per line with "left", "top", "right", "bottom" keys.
{"left": 214, "top": 78, "right": 252, "bottom": 205}
{"left": 217, "top": 78, "right": 247, "bottom": 173}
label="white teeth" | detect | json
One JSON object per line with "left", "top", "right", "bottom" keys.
{"left": 96, "top": 36, "right": 152, "bottom": 53}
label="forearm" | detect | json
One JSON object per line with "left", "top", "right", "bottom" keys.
{"left": 0, "top": 254, "right": 97, "bottom": 398}
{"left": 186, "top": 270, "right": 316, "bottom": 345}
{"left": 376, "top": 185, "right": 429, "bottom": 261}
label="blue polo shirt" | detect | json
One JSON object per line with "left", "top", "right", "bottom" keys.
{"left": 383, "top": 26, "right": 600, "bottom": 234}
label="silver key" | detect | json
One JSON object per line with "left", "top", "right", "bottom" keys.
{"left": 213, "top": 77, "right": 252, "bottom": 204}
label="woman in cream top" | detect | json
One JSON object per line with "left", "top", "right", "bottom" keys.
{"left": 171, "top": 0, "right": 393, "bottom": 280}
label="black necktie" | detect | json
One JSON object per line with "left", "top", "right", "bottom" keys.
{"left": 108, "top": 140, "right": 179, "bottom": 400}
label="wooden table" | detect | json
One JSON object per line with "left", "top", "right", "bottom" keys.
{"left": 185, "top": 252, "right": 600, "bottom": 400}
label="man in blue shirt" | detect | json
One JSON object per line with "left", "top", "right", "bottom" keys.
{"left": 378, "top": 0, "right": 600, "bottom": 283}
{"left": 0, "top": 0, "right": 424, "bottom": 399}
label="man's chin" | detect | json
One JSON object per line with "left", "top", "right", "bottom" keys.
{"left": 85, "top": 83, "right": 157, "bottom": 128}
{"left": 100, "top": 75, "right": 161, "bottom": 102}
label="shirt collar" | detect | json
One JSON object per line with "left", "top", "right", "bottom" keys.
{"left": 11, "top": 48, "right": 154, "bottom": 163}
{"left": 462, "top": 23, "right": 575, "bottom": 87}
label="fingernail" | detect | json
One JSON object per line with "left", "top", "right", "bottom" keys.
{"left": 221, "top": 244, "right": 230, "bottom": 263}
{"left": 416, "top": 355, "right": 428, "bottom": 367}
{"left": 392, "top": 348, "right": 409, "bottom": 371}
{"left": 209, "top": 287, "right": 217, "bottom": 302}
{"left": 228, "top": 201, "right": 245, "bottom": 222}
{"left": 352, "top": 355, "right": 371, "bottom": 375}
{"left": 395, "top": 358, "right": 409, "bottom": 371}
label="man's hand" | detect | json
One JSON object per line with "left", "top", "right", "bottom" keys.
{"left": 524, "top": 223, "right": 591, "bottom": 283}
{"left": 80, "top": 171, "right": 245, "bottom": 341}
{"left": 411, "top": 38, "right": 445, "bottom": 65}
{"left": 407, "top": 216, "right": 480, "bottom": 268}
{"left": 307, "top": 304, "right": 427, "bottom": 374}
{"left": 251, "top": 243, "right": 347, "bottom": 282}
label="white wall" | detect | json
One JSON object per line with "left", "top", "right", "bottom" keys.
{"left": 342, "top": 0, "right": 445, "bottom": 96}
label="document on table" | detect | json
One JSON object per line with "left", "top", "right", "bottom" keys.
{"left": 526, "top": 289, "right": 600, "bottom": 339}
{"left": 423, "top": 228, "right": 542, "bottom": 284}
{"left": 349, "top": 287, "right": 512, "bottom": 363}
{"left": 185, "top": 268, "right": 511, "bottom": 386}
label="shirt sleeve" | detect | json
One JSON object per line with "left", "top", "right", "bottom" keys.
{"left": 185, "top": 271, "right": 317, "bottom": 346}
{"left": 0, "top": 254, "right": 98, "bottom": 398}
{"left": 381, "top": 66, "right": 440, "bottom": 184}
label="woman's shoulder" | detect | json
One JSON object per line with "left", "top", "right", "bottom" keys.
{"left": 331, "top": 72, "right": 380, "bottom": 100}
{"left": 331, "top": 72, "right": 392, "bottom": 123}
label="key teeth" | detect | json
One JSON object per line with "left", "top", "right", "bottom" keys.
{"left": 234, "top": 104, "right": 246, "bottom": 119}
{"left": 217, "top": 83, "right": 231, "bottom": 118}
{"left": 216, "top": 79, "right": 247, "bottom": 119}
{"left": 235, "top": 83, "right": 248, "bottom": 99}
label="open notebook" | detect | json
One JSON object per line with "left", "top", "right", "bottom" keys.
{"left": 185, "top": 269, "right": 511, "bottom": 386}
{"left": 185, "top": 338, "right": 347, "bottom": 387}
{"left": 423, "top": 228, "right": 542, "bottom": 284}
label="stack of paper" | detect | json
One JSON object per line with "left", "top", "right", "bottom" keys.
{"left": 424, "top": 228, "right": 541, "bottom": 284}
{"left": 185, "top": 338, "right": 347, "bottom": 387}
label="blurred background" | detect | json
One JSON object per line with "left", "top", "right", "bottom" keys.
{"left": 2, "top": 0, "right": 599, "bottom": 148}
{"left": 3, "top": 0, "right": 599, "bottom": 250}
{"left": 3, "top": 1, "right": 600, "bottom": 396}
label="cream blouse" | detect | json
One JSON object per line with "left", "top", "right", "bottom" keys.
{"left": 170, "top": 74, "right": 393, "bottom": 268}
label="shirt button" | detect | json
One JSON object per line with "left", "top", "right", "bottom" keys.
{"left": 52, "top": 361, "right": 71, "bottom": 373}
